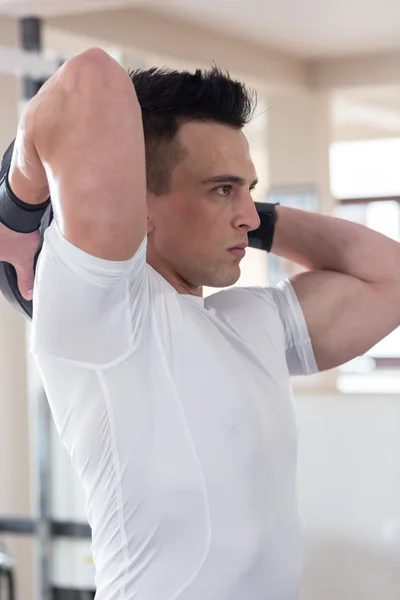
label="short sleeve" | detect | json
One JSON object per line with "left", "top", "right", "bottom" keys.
{"left": 30, "top": 219, "right": 149, "bottom": 366}
{"left": 271, "top": 279, "right": 319, "bottom": 376}
{"left": 206, "top": 281, "right": 318, "bottom": 377}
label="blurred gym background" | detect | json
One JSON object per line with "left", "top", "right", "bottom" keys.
{"left": 0, "top": 1, "right": 400, "bottom": 599}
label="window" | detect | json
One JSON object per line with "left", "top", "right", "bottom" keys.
{"left": 330, "top": 139, "right": 400, "bottom": 393}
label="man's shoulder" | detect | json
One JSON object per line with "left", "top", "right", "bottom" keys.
{"left": 205, "top": 285, "right": 277, "bottom": 314}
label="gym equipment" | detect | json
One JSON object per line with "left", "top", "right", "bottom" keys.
{"left": 0, "top": 546, "right": 15, "bottom": 600}
{"left": 0, "top": 140, "right": 50, "bottom": 233}
{"left": 0, "top": 139, "right": 53, "bottom": 318}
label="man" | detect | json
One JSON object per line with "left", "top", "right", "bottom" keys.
{"left": 1, "top": 48, "right": 400, "bottom": 599}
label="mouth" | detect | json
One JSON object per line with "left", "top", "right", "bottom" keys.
{"left": 228, "top": 245, "right": 247, "bottom": 259}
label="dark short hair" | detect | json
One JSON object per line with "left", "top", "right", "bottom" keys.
{"left": 128, "top": 66, "right": 257, "bottom": 194}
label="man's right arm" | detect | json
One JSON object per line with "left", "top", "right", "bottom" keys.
{"left": 9, "top": 47, "right": 147, "bottom": 261}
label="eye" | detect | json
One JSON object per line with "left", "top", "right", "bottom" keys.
{"left": 214, "top": 185, "right": 233, "bottom": 197}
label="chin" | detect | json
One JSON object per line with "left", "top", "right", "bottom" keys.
{"left": 203, "top": 266, "right": 241, "bottom": 288}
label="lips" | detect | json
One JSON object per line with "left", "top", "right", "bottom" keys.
{"left": 228, "top": 246, "right": 247, "bottom": 258}
{"left": 228, "top": 243, "right": 248, "bottom": 251}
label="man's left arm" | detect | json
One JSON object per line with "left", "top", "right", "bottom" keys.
{"left": 271, "top": 205, "right": 400, "bottom": 372}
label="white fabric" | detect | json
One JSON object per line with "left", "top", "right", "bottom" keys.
{"left": 30, "top": 220, "right": 318, "bottom": 600}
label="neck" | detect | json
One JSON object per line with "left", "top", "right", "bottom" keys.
{"left": 146, "top": 252, "right": 203, "bottom": 297}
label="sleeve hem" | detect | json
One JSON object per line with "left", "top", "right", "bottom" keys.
{"left": 276, "top": 279, "right": 319, "bottom": 375}
{"left": 45, "top": 219, "right": 147, "bottom": 283}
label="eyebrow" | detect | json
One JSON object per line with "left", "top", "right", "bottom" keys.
{"left": 201, "top": 174, "right": 258, "bottom": 189}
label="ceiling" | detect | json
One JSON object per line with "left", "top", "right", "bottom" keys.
{"left": 1, "top": 0, "right": 400, "bottom": 59}
{"left": 158, "top": 0, "right": 400, "bottom": 58}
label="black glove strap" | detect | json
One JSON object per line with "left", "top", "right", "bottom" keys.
{"left": 0, "top": 140, "right": 50, "bottom": 233}
{"left": 249, "top": 202, "right": 279, "bottom": 253}
{"left": 0, "top": 139, "right": 53, "bottom": 319}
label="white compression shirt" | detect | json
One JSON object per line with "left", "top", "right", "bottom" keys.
{"left": 30, "top": 220, "right": 318, "bottom": 600}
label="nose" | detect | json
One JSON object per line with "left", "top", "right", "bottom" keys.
{"left": 233, "top": 191, "right": 261, "bottom": 233}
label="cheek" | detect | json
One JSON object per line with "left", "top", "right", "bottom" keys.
{"left": 156, "top": 196, "right": 222, "bottom": 251}
{"left": 159, "top": 208, "right": 200, "bottom": 253}
{"left": 179, "top": 203, "right": 209, "bottom": 238}
{"left": 154, "top": 201, "right": 184, "bottom": 238}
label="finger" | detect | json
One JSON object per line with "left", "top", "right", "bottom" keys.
{"left": 14, "top": 264, "right": 34, "bottom": 301}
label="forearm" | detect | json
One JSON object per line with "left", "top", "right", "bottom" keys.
{"left": 271, "top": 205, "right": 400, "bottom": 286}
{"left": 8, "top": 113, "right": 49, "bottom": 206}
{"left": 9, "top": 57, "right": 80, "bottom": 206}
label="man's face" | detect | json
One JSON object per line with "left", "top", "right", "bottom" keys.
{"left": 146, "top": 121, "right": 260, "bottom": 292}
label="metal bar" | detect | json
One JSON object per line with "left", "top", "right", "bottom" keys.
{"left": 51, "top": 522, "right": 91, "bottom": 540}
{"left": 4, "top": 569, "right": 15, "bottom": 600}
{"left": 20, "top": 17, "right": 47, "bottom": 101}
{"left": 18, "top": 17, "right": 53, "bottom": 600}
{"left": 35, "top": 386, "right": 52, "bottom": 600}
{"left": 20, "top": 18, "right": 42, "bottom": 53}
{"left": 52, "top": 587, "right": 95, "bottom": 600}
{"left": 0, "top": 546, "right": 16, "bottom": 600}
{"left": 0, "top": 519, "right": 36, "bottom": 535}
{"left": 0, "top": 518, "right": 91, "bottom": 539}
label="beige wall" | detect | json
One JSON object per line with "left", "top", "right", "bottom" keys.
{"left": 0, "top": 18, "right": 36, "bottom": 600}
{"left": 311, "top": 51, "right": 400, "bottom": 90}
{"left": 266, "top": 89, "right": 334, "bottom": 213}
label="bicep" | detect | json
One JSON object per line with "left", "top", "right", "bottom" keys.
{"left": 33, "top": 49, "right": 146, "bottom": 261}
{"left": 291, "top": 270, "right": 400, "bottom": 371}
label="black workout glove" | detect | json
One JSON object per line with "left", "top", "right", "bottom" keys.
{"left": 0, "top": 139, "right": 53, "bottom": 318}
{"left": 248, "top": 202, "right": 279, "bottom": 253}
{"left": 0, "top": 139, "right": 50, "bottom": 233}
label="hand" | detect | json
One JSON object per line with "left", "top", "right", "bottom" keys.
{"left": 0, "top": 221, "right": 40, "bottom": 300}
